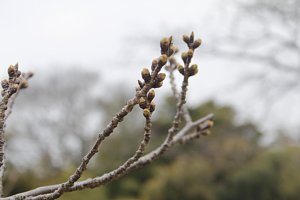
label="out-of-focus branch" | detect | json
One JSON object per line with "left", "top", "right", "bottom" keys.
{"left": 166, "top": 56, "right": 192, "bottom": 123}
{"left": 0, "top": 64, "right": 33, "bottom": 197}
{"left": 4, "top": 72, "right": 33, "bottom": 121}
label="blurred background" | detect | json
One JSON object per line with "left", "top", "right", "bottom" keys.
{"left": 1, "top": 0, "right": 300, "bottom": 199}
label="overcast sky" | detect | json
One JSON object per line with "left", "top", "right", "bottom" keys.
{"left": 0, "top": 0, "right": 299, "bottom": 141}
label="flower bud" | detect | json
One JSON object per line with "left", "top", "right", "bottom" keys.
{"left": 167, "top": 45, "right": 177, "bottom": 57}
{"left": 183, "top": 35, "right": 190, "bottom": 44}
{"left": 10, "top": 84, "right": 19, "bottom": 94}
{"left": 151, "top": 59, "right": 158, "bottom": 71}
{"left": 143, "top": 108, "right": 151, "bottom": 118}
{"left": 207, "top": 120, "right": 214, "bottom": 128}
{"left": 1, "top": 80, "right": 9, "bottom": 90}
{"left": 127, "top": 104, "right": 134, "bottom": 112}
{"left": 201, "top": 130, "right": 211, "bottom": 136}
{"left": 20, "top": 79, "right": 28, "bottom": 89}
{"left": 169, "top": 57, "right": 176, "bottom": 65}
{"left": 177, "top": 64, "right": 184, "bottom": 75}
{"left": 138, "top": 97, "right": 147, "bottom": 109}
{"left": 152, "top": 81, "right": 163, "bottom": 88}
{"left": 147, "top": 89, "right": 155, "bottom": 102}
{"left": 187, "top": 49, "right": 194, "bottom": 58}
{"left": 141, "top": 68, "right": 151, "bottom": 83}
{"left": 158, "top": 54, "right": 168, "bottom": 67}
{"left": 138, "top": 80, "right": 144, "bottom": 89}
{"left": 157, "top": 73, "right": 166, "bottom": 82}
{"left": 193, "top": 39, "right": 202, "bottom": 49}
{"left": 8, "top": 65, "right": 16, "bottom": 77}
{"left": 149, "top": 102, "right": 156, "bottom": 113}
{"left": 160, "top": 37, "right": 170, "bottom": 53}
{"left": 181, "top": 52, "right": 188, "bottom": 63}
{"left": 189, "top": 32, "right": 194, "bottom": 43}
{"left": 189, "top": 64, "right": 198, "bottom": 76}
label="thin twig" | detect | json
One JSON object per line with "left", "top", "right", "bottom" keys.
{"left": 167, "top": 63, "right": 192, "bottom": 123}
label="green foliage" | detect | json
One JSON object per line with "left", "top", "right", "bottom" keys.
{"left": 222, "top": 146, "right": 300, "bottom": 200}
{"left": 141, "top": 156, "right": 215, "bottom": 200}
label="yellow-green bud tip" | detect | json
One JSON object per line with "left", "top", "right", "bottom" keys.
{"left": 187, "top": 49, "right": 194, "bottom": 58}
{"left": 181, "top": 52, "right": 188, "bottom": 62}
{"left": 157, "top": 73, "right": 166, "bottom": 82}
{"left": 20, "top": 79, "right": 28, "bottom": 89}
{"left": 141, "top": 68, "right": 151, "bottom": 83}
{"left": 202, "top": 130, "right": 211, "bottom": 136}
{"left": 147, "top": 89, "right": 155, "bottom": 102}
{"left": 8, "top": 65, "right": 17, "bottom": 77}
{"left": 207, "top": 120, "right": 214, "bottom": 128}
{"left": 152, "top": 81, "right": 163, "bottom": 88}
{"left": 193, "top": 39, "right": 202, "bottom": 49}
{"left": 189, "top": 64, "right": 198, "bottom": 76}
{"left": 160, "top": 37, "right": 170, "bottom": 49}
{"left": 139, "top": 97, "right": 147, "bottom": 109}
{"left": 183, "top": 35, "right": 190, "bottom": 44}
{"left": 158, "top": 54, "right": 168, "bottom": 67}
{"left": 143, "top": 109, "right": 151, "bottom": 118}
{"left": 150, "top": 102, "right": 156, "bottom": 113}
{"left": 177, "top": 64, "right": 184, "bottom": 75}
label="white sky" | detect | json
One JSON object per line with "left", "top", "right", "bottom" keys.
{"left": 0, "top": 0, "right": 299, "bottom": 140}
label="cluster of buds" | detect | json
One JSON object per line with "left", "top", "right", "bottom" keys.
{"left": 197, "top": 120, "right": 214, "bottom": 136}
{"left": 139, "top": 89, "right": 156, "bottom": 118}
{"left": 177, "top": 32, "right": 202, "bottom": 77}
{"left": 138, "top": 67, "right": 166, "bottom": 89}
{"left": 177, "top": 64, "right": 198, "bottom": 77}
{"left": 182, "top": 32, "right": 202, "bottom": 50}
{"left": 1, "top": 64, "right": 28, "bottom": 97}
{"left": 137, "top": 36, "right": 177, "bottom": 117}
{"left": 160, "top": 36, "right": 178, "bottom": 58}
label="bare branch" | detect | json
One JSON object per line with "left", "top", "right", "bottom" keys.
{"left": 1, "top": 113, "right": 213, "bottom": 200}
{"left": 0, "top": 33, "right": 212, "bottom": 200}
